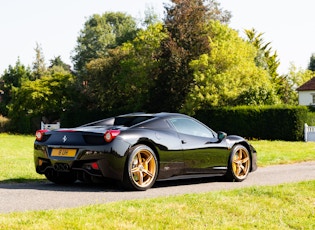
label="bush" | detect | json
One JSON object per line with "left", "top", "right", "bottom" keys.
{"left": 195, "top": 105, "right": 308, "bottom": 141}
{"left": 305, "top": 106, "right": 315, "bottom": 125}
{"left": 6, "top": 115, "right": 32, "bottom": 134}
{"left": 0, "top": 115, "right": 10, "bottom": 132}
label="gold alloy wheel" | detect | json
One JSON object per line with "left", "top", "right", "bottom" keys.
{"left": 232, "top": 146, "right": 250, "bottom": 180}
{"left": 130, "top": 148, "right": 157, "bottom": 188}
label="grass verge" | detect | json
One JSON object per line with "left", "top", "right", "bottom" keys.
{"left": 0, "top": 180, "right": 314, "bottom": 229}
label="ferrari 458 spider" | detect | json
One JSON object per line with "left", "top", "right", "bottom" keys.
{"left": 34, "top": 113, "right": 257, "bottom": 191}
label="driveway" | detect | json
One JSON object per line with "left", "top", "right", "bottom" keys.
{"left": 0, "top": 161, "right": 314, "bottom": 213}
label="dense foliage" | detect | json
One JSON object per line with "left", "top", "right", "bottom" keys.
{"left": 181, "top": 21, "right": 280, "bottom": 115}
{"left": 149, "top": 0, "right": 214, "bottom": 112}
{"left": 195, "top": 105, "right": 309, "bottom": 141}
{"left": 0, "top": 0, "right": 314, "bottom": 134}
{"left": 72, "top": 12, "right": 138, "bottom": 76}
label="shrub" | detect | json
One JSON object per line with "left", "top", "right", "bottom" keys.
{"left": 195, "top": 105, "right": 308, "bottom": 141}
{"left": 0, "top": 115, "right": 10, "bottom": 132}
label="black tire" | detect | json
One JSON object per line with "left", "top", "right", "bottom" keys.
{"left": 225, "top": 145, "right": 251, "bottom": 182}
{"left": 123, "top": 145, "right": 158, "bottom": 191}
{"left": 45, "top": 169, "right": 76, "bottom": 184}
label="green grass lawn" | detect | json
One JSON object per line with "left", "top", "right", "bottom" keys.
{"left": 0, "top": 133, "right": 44, "bottom": 182}
{"left": 0, "top": 133, "right": 315, "bottom": 229}
{"left": 251, "top": 140, "right": 315, "bottom": 166}
{"left": 1, "top": 133, "right": 315, "bottom": 182}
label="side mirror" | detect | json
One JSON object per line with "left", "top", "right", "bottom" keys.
{"left": 217, "top": 131, "right": 227, "bottom": 142}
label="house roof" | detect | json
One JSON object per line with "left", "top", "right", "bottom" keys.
{"left": 296, "top": 77, "right": 315, "bottom": 91}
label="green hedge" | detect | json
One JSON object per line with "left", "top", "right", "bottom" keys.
{"left": 194, "top": 105, "right": 309, "bottom": 141}
{"left": 2, "top": 105, "right": 312, "bottom": 140}
{"left": 60, "top": 109, "right": 116, "bottom": 128}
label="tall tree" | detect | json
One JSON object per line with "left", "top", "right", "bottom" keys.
{"left": 244, "top": 29, "right": 285, "bottom": 101}
{"left": 0, "top": 59, "right": 32, "bottom": 116}
{"left": 308, "top": 53, "right": 315, "bottom": 71}
{"left": 49, "top": 56, "right": 71, "bottom": 73}
{"left": 148, "top": 0, "right": 230, "bottom": 112}
{"left": 142, "top": 5, "right": 160, "bottom": 27}
{"left": 206, "top": 0, "right": 231, "bottom": 23}
{"left": 245, "top": 29, "right": 280, "bottom": 77}
{"left": 84, "top": 23, "right": 167, "bottom": 113}
{"left": 72, "top": 12, "right": 138, "bottom": 74}
{"left": 32, "top": 43, "right": 47, "bottom": 80}
{"left": 8, "top": 71, "right": 77, "bottom": 130}
{"left": 245, "top": 30, "right": 280, "bottom": 75}
{"left": 182, "top": 21, "right": 280, "bottom": 114}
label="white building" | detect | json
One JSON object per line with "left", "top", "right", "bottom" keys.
{"left": 296, "top": 77, "right": 315, "bottom": 105}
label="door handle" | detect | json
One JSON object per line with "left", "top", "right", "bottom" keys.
{"left": 181, "top": 140, "right": 187, "bottom": 144}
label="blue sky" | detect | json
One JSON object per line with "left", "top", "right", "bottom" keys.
{"left": 0, "top": 0, "right": 314, "bottom": 74}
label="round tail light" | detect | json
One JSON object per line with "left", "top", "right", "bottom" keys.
{"left": 104, "top": 130, "right": 120, "bottom": 143}
{"left": 35, "top": 130, "right": 49, "bottom": 141}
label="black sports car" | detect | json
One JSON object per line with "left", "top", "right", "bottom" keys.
{"left": 34, "top": 113, "right": 257, "bottom": 191}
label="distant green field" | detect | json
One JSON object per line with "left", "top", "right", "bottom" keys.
{"left": 1, "top": 133, "right": 315, "bottom": 182}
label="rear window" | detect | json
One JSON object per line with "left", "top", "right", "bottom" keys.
{"left": 81, "top": 118, "right": 114, "bottom": 127}
{"left": 114, "top": 116, "right": 153, "bottom": 127}
{"left": 82, "top": 115, "right": 153, "bottom": 127}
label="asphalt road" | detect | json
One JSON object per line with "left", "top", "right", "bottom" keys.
{"left": 0, "top": 161, "right": 315, "bottom": 213}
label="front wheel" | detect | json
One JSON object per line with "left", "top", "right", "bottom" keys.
{"left": 225, "top": 145, "right": 251, "bottom": 182}
{"left": 123, "top": 145, "right": 158, "bottom": 191}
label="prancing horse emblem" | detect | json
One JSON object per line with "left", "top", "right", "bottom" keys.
{"left": 62, "top": 135, "right": 67, "bottom": 143}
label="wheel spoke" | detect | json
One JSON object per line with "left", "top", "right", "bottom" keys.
{"left": 241, "top": 156, "right": 249, "bottom": 164}
{"left": 236, "top": 165, "right": 241, "bottom": 176}
{"left": 131, "top": 167, "right": 140, "bottom": 173}
{"left": 132, "top": 152, "right": 153, "bottom": 185}
{"left": 137, "top": 152, "right": 142, "bottom": 164}
{"left": 238, "top": 150, "right": 243, "bottom": 159}
{"left": 143, "top": 169, "right": 154, "bottom": 178}
{"left": 134, "top": 171, "right": 142, "bottom": 185}
{"left": 239, "top": 164, "right": 245, "bottom": 174}
{"left": 145, "top": 155, "right": 153, "bottom": 164}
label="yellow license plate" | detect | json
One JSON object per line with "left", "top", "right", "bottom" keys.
{"left": 51, "top": 149, "right": 77, "bottom": 157}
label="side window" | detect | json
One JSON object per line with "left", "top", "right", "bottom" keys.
{"left": 169, "top": 118, "right": 214, "bottom": 138}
